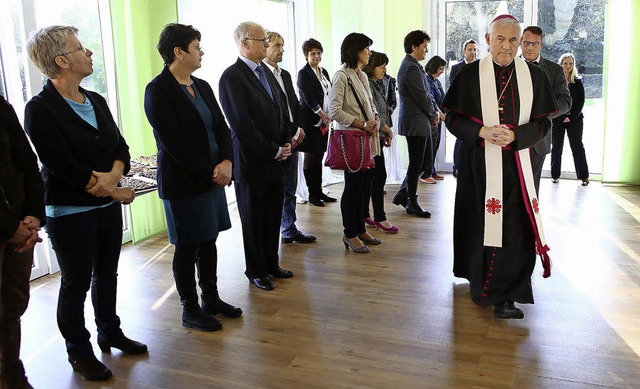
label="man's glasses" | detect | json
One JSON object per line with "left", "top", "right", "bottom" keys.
{"left": 59, "top": 44, "right": 88, "bottom": 56}
{"left": 244, "top": 37, "right": 269, "bottom": 44}
{"left": 522, "top": 41, "right": 541, "bottom": 48}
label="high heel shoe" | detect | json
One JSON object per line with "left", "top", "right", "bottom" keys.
{"left": 374, "top": 221, "right": 399, "bottom": 233}
{"left": 97, "top": 334, "right": 148, "bottom": 355}
{"left": 363, "top": 217, "right": 376, "bottom": 227}
{"left": 342, "top": 236, "right": 370, "bottom": 253}
{"left": 357, "top": 234, "right": 382, "bottom": 245}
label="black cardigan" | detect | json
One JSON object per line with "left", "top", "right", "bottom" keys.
{"left": 144, "top": 66, "right": 233, "bottom": 199}
{"left": 0, "top": 96, "right": 45, "bottom": 240}
{"left": 24, "top": 80, "right": 130, "bottom": 207}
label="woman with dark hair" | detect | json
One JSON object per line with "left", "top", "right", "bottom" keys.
{"left": 362, "top": 51, "right": 397, "bottom": 233}
{"left": 420, "top": 55, "right": 447, "bottom": 183}
{"left": 297, "top": 38, "right": 336, "bottom": 206}
{"left": 551, "top": 52, "right": 589, "bottom": 186}
{"left": 329, "top": 33, "right": 381, "bottom": 253}
{"left": 25, "top": 25, "right": 146, "bottom": 381}
{"left": 144, "top": 24, "right": 241, "bottom": 332}
{"left": 391, "top": 30, "right": 438, "bottom": 218}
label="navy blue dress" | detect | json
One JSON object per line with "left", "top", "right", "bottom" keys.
{"left": 162, "top": 84, "right": 231, "bottom": 245}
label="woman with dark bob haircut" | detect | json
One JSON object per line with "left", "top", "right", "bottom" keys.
{"left": 144, "top": 23, "right": 241, "bottom": 333}
{"left": 329, "top": 33, "right": 382, "bottom": 253}
{"left": 297, "top": 38, "right": 336, "bottom": 206}
{"left": 361, "top": 51, "right": 397, "bottom": 233}
{"left": 420, "top": 55, "right": 447, "bottom": 183}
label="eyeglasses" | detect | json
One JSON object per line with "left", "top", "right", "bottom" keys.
{"left": 244, "top": 37, "right": 269, "bottom": 44}
{"left": 59, "top": 44, "right": 88, "bottom": 56}
{"left": 522, "top": 41, "right": 541, "bottom": 48}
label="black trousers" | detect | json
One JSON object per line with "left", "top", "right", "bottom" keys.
{"left": 421, "top": 123, "right": 441, "bottom": 178}
{"left": 0, "top": 242, "right": 33, "bottom": 382}
{"left": 235, "top": 178, "right": 284, "bottom": 278}
{"left": 362, "top": 141, "right": 387, "bottom": 222}
{"left": 398, "top": 135, "right": 431, "bottom": 197}
{"left": 551, "top": 117, "right": 589, "bottom": 180}
{"left": 303, "top": 152, "right": 324, "bottom": 199}
{"left": 172, "top": 239, "right": 219, "bottom": 307}
{"left": 341, "top": 170, "right": 371, "bottom": 238}
{"left": 45, "top": 203, "right": 124, "bottom": 359}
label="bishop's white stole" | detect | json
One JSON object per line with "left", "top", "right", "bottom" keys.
{"left": 478, "top": 54, "right": 551, "bottom": 277}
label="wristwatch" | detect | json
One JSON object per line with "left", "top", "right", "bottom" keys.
{"left": 363, "top": 121, "right": 369, "bottom": 131}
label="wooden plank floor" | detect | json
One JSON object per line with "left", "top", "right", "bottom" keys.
{"left": 22, "top": 176, "right": 640, "bottom": 388}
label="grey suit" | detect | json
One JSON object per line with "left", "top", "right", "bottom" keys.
{"left": 529, "top": 56, "right": 571, "bottom": 193}
{"left": 397, "top": 54, "right": 437, "bottom": 136}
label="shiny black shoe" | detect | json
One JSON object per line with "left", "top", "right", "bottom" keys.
{"left": 308, "top": 196, "right": 324, "bottom": 207}
{"left": 202, "top": 298, "right": 243, "bottom": 318}
{"left": 68, "top": 355, "right": 113, "bottom": 381}
{"left": 493, "top": 301, "right": 525, "bottom": 319}
{"left": 97, "top": 334, "right": 148, "bottom": 354}
{"left": 182, "top": 305, "right": 223, "bottom": 331}
{"left": 281, "top": 231, "right": 317, "bottom": 244}
{"left": 249, "top": 276, "right": 275, "bottom": 291}
{"left": 405, "top": 197, "right": 431, "bottom": 218}
{"left": 320, "top": 193, "right": 337, "bottom": 202}
{"left": 269, "top": 267, "right": 294, "bottom": 278}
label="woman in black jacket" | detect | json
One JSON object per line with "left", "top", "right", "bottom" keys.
{"left": 297, "top": 38, "right": 336, "bottom": 206}
{"left": 25, "top": 25, "right": 145, "bottom": 382}
{"left": 551, "top": 52, "right": 589, "bottom": 186}
{"left": 0, "top": 95, "right": 45, "bottom": 389}
{"left": 144, "top": 24, "right": 241, "bottom": 332}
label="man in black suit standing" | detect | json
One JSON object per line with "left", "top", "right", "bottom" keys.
{"left": 521, "top": 26, "right": 572, "bottom": 194}
{"left": 263, "top": 30, "right": 317, "bottom": 245}
{"left": 449, "top": 39, "right": 478, "bottom": 177}
{"left": 219, "top": 21, "right": 294, "bottom": 291}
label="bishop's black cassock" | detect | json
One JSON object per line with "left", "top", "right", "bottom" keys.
{"left": 442, "top": 59, "right": 556, "bottom": 307}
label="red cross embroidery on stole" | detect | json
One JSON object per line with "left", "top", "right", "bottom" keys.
{"left": 486, "top": 198, "right": 502, "bottom": 214}
{"left": 532, "top": 198, "right": 539, "bottom": 214}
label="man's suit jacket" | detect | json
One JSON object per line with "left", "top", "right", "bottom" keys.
{"left": 533, "top": 57, "right": 572, "bottom": 155}
{"left": 396, "top": 54, "right": 437, "bottom": 137}
{"left": 219, "top": 58, "right": 288, "bottom": 184}
{"left": 144, "top": 66, "right": 233, "bottom": 199}
{"left": 264, "top": 64, "right": 300, "bottom": 138}
{"left": 449, "top": 60, "right": 465, "bottom": 85}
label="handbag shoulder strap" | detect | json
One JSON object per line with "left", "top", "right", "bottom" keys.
{"left": 344, "top": 70, "right": 369, "bottom": 122}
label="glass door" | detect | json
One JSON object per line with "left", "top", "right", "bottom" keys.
{"left": 436, "top": 0, "right": 606, "bottom": 181}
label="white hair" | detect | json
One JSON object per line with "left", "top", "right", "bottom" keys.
{"left": 234, "top": 21, "right": 263, "bottom": 49}
{"left": 488, "top": 16, "right": 522, "bottom": 36}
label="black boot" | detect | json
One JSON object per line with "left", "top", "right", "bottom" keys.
{"left": 182, "top": 303, "right": 222, "bottom": 331}
{"left": 392, "top": 189, "right": 407, "bottom": 207}
{"left": 202, "top": 293, "right": 243, "bottom": 318}
{"left": 405, "top": 196, "right": 431, "bottom": 218}
{"left": 305, "top": 168, "right": 324, "bottom": 206}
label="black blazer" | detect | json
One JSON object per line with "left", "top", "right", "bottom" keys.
{"left": 263, "top": 63, "right": 300, "bottom": 138}
{"left": 144, "top": 66, "right": 233, "bottom": 199}
{"left": 297, "top": 63, "right": 330, "bottom": 130}
{"left": 219, "top": 58, "right": 288, "bottom": 184}
{"left": 24, "top": 80, "right": 130, "bottom": 206}
{"left": 0, "top": 96, "right": 45, "bottom": 240}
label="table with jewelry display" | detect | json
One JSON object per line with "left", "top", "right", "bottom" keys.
{"left": 119, "top": 154, "right": 158, "bottom": 195}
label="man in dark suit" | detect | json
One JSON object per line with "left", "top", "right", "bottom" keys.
{"left": 391, "top": 30, "right": 438, "bottom": 218}
{"left": 449, "top": 39, "right": 478, "bottom": 177}
{"left": 521, "top": 26, "right": 572, "bottom": 194}
{"left": 219, "top": 21, "right": 294, "bottom": 291}
{"left": 263, "top": 30, "right": 317, "bottom": 245}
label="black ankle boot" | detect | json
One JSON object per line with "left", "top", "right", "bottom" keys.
{"left": 202, "top": 298, "right": 243, "bottom": 318}
{"left": 405, "top": 196, "right": 431, "bottom": 218}
{"left": 68, "top": 355, "right": 113, "bottom": 381}
{"left": 182, "top": 304, "right": 222, "bottom": 331}
{"left": 97, "top": 333, "right": 148, "bottom": 354}
{"left": 392, "top": 190, "right": 407, "bottom": 207}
